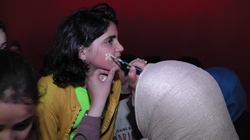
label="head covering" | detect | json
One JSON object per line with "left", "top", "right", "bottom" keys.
{"left": 135, "top": 60, "right": 238, "bottom": 140}
{"left": 206, "top": 67, "right": 247, "bottom": 122}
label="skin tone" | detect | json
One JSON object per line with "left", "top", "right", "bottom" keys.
{"left": 128, "top": 59, "right": 147, "bottom": 98}
{"left": 79, "top": 22, "right": 124, "bottom": 117}
{"left": 80, "top": 22, "right": 123, "bottom": 73}
{"left": 0, "top": 29, "right": 7, "bottom": 50}
{"left": 0, "top": 101, "right": 35, "bottom": 140}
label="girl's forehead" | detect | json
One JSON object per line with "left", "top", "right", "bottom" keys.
{"left": 0, "top": 102, "right": 35, "bottom": 124}
{"left": 99, "top": 23, "right": 118, "bottom": 37}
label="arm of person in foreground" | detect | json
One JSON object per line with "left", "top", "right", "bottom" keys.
{"left": 73, "top": 116, "right": 102, "bottom": 140}
{"left": 74, "top": 67, "right": 116, "bottom": 140}
{"left": 128, "top": 58, "right": 147, "bottom": 105}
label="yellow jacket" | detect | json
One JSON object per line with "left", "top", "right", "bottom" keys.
{"left": 36, "top": 73, "right": 121, "bottom": 140}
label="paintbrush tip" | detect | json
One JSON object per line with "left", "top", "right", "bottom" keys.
{"left": 109, "top": 54, "right": 123, "bottom": 63}
{"left": 110, "top": 54, "right": 115, "bottom": 58}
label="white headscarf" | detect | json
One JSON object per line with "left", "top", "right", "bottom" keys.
{"left": 135, "top": 60, "right": 238, "bottom": 140}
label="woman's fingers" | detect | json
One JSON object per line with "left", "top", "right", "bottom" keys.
{"left": 92, "top": 68, "right": 116, "bottom": 82}
{"left": 128, "top": 58, "right": 147, "bottom": 90}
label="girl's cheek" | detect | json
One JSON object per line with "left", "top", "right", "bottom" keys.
{"left": 93, "top": 52, "right": 111, "bottom": 67}
{"left": 104, "top": 53, "right": 115, "bottom": 65}
{"left": 105, "top": 53, "right": 112, "bottom": 61}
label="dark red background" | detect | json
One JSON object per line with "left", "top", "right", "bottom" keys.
{"left": 1, "top": 0, "right": 249, "bottom": 110}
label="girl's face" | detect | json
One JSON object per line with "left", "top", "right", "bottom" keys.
{"left": 80, "top": 22, "right": 124, "bottom": 72}
{"left": 0, "top": 101, "right": 35, "bottom": 140}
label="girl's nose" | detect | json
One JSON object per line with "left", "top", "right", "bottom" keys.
{"left": 116, "top": 41, "right": 124, "bottom": 52}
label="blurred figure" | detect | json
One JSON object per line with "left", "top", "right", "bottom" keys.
{"left": 0, "top": 50, "right": 38, "bottom": 140}
{"left": 0, "top": 21, "right": 7, "bottom": 50}
{"left": 114, "top": 54, "right": 143, "bottom": 140}
{"left": 176, "top": 56, "right": 250, "bottom": 139}
{"left": 134, "top": 61, "right": 238, "bottom": 140}
{"left": 9, "top": 40, "right": 22, "bottom": 53}
{"left": 206, "top": 67, "right": 250, "bottom": 140}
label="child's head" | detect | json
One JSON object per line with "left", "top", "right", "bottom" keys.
{"left": 41, "top": 3, "right": 123, "bottom": 87}
{"left": 0, "top": 50, "right": 38, "bottom": 139}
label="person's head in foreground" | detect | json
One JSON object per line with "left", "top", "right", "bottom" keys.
{"left": 135, "top": 60, "right": 239, "bottom": 140}
{"left": 0, "top": 50, "right": 38, "bottom": 140}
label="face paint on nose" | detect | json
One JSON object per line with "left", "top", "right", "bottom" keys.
{"left": 105, "top": 53, "right": 112, "bottom": 60}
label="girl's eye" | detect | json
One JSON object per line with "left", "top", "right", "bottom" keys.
{"left": 107, "top": 38, "right": 113, "bottom": 45}
{"left": 13, "top": 117, "right": 33, "bottom": 131}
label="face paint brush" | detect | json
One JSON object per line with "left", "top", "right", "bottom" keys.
{"left": 110, "top": 54, "right": 143, "bottom": 72}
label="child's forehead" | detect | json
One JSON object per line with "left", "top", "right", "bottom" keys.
{"left": 98, "top": 23, "right": 118, "bottom": 38}
{"left": 0, "top": 102, "right": 34, "bottom": 128}
{"left": 0, "top": 101, "right": 35, "bottom": 113}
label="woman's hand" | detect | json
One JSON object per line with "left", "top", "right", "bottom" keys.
{"left": 128, "top": 58, "right": 147, "bottom": 98}
{"left": 87, "top": 67, "right": 116, "bottom": 117}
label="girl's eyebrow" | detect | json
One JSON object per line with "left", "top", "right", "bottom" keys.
{"left": 105, "top": 35, "right": 117, "bottom": 40}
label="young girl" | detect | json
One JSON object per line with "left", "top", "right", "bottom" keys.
{"left": 0, "top": 50, "right": 38, "bottom": 140}
{"left": 36, "top": 3, "right": 124, "bottom": 140}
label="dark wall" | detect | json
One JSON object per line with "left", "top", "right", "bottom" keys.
{"left": 1, "top": 0, "right": 250, "bottom": 110}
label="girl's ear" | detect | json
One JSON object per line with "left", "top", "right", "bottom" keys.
{"left": 79, "top": 46, "right": 87, "bottom": 60}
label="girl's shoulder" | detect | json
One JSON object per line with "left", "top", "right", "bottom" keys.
{"left": 37, "top": 74, "right": 76, "bottom": 103}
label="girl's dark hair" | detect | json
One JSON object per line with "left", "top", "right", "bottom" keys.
{"left": 0, "top": 50, "right": 38, "bottom": 105}
{"left": 40, "top": 3, "right": 118, "bottom": 87}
